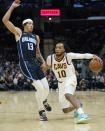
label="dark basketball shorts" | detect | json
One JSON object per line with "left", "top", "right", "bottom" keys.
{"left": 19, "top": 59, "right": 45, "bottom": 81}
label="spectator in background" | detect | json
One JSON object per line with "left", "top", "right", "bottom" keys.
{"left": 5, "top": 75, "right": 14, "bottom": 91}
{"left": 79, "top": 78, "right": 87, "bottom": 91}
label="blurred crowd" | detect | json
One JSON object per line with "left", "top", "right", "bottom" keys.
{"left": 77, "top": 73, "right": 105, "bottom": 91}
{"left": 75, "top": 59, "right": 105, "bottom": 91}
{"left": 0, "top": 57, "right": 105, "bottom": 91}
{"left": 0, "top": 60, "right": 35, "bottom": 91}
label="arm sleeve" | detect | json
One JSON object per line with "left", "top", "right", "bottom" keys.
{"left": 68, "top": 53, "right": 94, "bottom": 60}
{"left": 46, "top": 55, "right": 51, "bottom": 67}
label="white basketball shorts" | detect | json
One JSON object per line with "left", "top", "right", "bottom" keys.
{"left": 58, "top": 76, "right": 77, "bottom": 109}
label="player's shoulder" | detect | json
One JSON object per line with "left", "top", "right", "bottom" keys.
{"left": 47, "top": 54, "right": 55, "bottom": 59}
{"left": 15, "top": 27, "right": 22, "bottom": 42}
{"left": 46, "top": 54, "right": 54, "bottom": 66}
{"left": 66, "top": 52, "right": 73, "bottom": 56}
{"left": 15, "top": 27, "right": 22, "bottom": 35}
{"left": 36, "top": 35, "right": 40, "bottom": 39}
{"left": 66, "top": 52, "right": 76, "bottom": 59}
{"left": 36, "top": 35, "right": 40, "bottom": 43}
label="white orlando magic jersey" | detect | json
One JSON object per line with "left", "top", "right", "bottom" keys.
{"left": 47, "top": 52, "right": 93, "bottom": 82}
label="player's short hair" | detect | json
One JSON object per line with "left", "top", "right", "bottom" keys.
{"left": 22, "top": 19, "right": 33, "bottom": 26}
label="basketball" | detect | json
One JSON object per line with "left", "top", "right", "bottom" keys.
{"left": 89, "top": 58, "right": 103, "bottom": 72}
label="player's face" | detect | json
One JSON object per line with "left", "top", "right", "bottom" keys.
{"left": 55, "top": 43, "right": 65, "bottom": 56}
{"left": 24, "top": 22, "right": 34, "bottom": 32}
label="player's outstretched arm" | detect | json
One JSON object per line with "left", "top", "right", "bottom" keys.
{"left": 68, "top": 52, "right": 94, "bottom": 60}
{"left": 2, "top": 0, "right": 21, "bottom": 37}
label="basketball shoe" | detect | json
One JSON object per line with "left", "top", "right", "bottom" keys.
{"left": 75, "top": 113, "right": 90, "bottom": 124}
{"left": 39, "top": 110, "right": 48, "bottom": 121}
{"left": 43, "top": 99, "right": 52, "bottom": 111}
{"left": 74, "top": 102, "right": 83, "bottom": 117}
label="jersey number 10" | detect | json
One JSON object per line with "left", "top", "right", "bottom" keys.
{"left": 28, "top": 43, "right": 33, "bottom": 50}
{"left": 58, "top": 70, "right": 66, "bottom": 78}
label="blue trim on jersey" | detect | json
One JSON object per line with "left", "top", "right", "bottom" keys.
{"left": 24, "top": 61, "right": 35, "bottom": 79}
{"left": 19, "top": 39, "right": 36, "bottom": 80}
{"left": 35, "top": 39, "right": 37, "bottom": 48}
{"left": 19, "top": 39, "right": 24, "bottom": 59}
{"left": 33, "top": 38, "right": 37, "bottom": 57}
{"left": 19, "top": 62, "right": 35, "bottom": 81}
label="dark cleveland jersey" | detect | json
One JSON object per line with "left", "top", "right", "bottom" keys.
{"left": 17, "top": 32, "right": 37, "bottom": 61}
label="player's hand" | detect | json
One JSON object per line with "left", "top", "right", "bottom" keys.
{"left": 93, "top": 55, "right": 101, "bottom": 60}
{"left": 12, "top": 0, "right": 21, "bottom": 8}
{"left": 93, "top": 55, "right": 102, "bottom": 65}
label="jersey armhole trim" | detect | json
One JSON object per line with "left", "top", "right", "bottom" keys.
{"left": 65, "top": 53, "right": 71, "bottom": 65}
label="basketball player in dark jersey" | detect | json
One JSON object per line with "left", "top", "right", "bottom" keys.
{"left": 2, "top": 0, "right": 51, "bottom": 121}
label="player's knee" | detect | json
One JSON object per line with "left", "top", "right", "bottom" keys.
{"left": 62, "top": 108, "right": 69, "bottom": 113}
{"left": 65, "top": 93, "right": 73, "bottom": 100}
{"left": 41, "top": 77, "right": 49, "bottom": 89}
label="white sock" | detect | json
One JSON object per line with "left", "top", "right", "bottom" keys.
{"left": 35, "top": 92, "right": 44, "bottom": 111}
{"left": 40, "top": 77, "right": 49, "bottom": 100}
{"left": 77, "top": 108, "right": 84, "bottom": 115}
{"left": 32, "top": 80, "right": 45, "bottom": 111}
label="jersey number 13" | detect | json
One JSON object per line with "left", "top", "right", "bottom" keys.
{"left": 28, "top": 43, "right": 33, "bottom": 50}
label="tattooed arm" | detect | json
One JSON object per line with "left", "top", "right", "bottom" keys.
{"left": 36, "top": 35, "right": 45, "bottom": 63}
{"left": 36, "top": 52, "right": 45, "bottom": 64}
{"left": 36, "top": 35, "right": 47, "bottom": 72}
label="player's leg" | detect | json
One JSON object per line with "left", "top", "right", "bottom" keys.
{"left": 64, "top": 79, "right": 90, "bottom": 124}
{"left": 19, "top": 60, "right": 48, "bottom": 121}
{"left": 59, "top": 82, "right": 81, "bottom": 113}
{"left": 37, "top": 66, "right": 52, "bottom": 112}
{"left": 40, "top": 77, "right": 49, "bottom": 100}
{"left": 65, "top": 93, "right": 80, "bottom": 111}
{"left": 58, "top": 82, "right": 75, "bottom": 113}
{"left": 62, "top": 107, "right": 75, "bottom": 113}
{"left": 32, "top": 80, "right": 48, "bottom": 121}
{"left": 65, "top": 93, "right": 90, "bottom": 124}
{"left": 40, "top": 77, "right": 52, "bottom": 111}
{"left": 63, "top": 102, "right": 83, "bottom": 114}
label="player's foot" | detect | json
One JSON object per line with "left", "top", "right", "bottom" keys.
{"left": 39, "top": 110, "right": 48, "bottom": 121}
{"left": 75, "top": 113, "right": 90, "bottom": 124}
{"left": 74, "top": 102, "right": 83, "bottom": 118}
{"left": 43, "top": 99, "right": 52, "bottom": 111}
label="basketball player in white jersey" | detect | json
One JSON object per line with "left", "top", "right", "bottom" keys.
{"left": 47, "top": 42, "right": 99, "bottom": 124}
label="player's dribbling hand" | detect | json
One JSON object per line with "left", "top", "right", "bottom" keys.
{"left": 12, "top": 0, "right": 21, "bottom": 8}
{"left": 93, "top": 55, "right": 101, "bottom": 60}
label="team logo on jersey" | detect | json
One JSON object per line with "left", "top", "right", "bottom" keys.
{"left": 22, "top": 37, "right": 37, "bottom": 45}
{"left": 54, "top": 63, "right": 67, "bottom": 70}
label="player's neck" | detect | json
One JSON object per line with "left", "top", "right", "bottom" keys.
{"left": 55, "top": 53, "right": 65, "bottom": 61}
{"left": 24, "top": 29, "right": 32, "bottom": 33}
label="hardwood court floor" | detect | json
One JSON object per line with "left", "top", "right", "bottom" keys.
{"left": 0, "top": 91, "right": 105, "bottom": 131}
